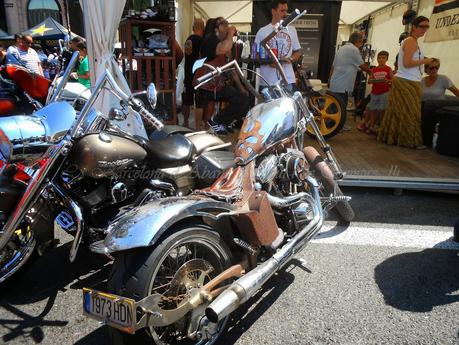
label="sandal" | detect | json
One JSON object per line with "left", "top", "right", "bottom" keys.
{"left": 357, "top": 123, "right": 368, "bottom": 132}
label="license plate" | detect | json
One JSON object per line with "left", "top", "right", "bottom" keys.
{"left": 82, "top": 288, "right": 136, "bottom": 334}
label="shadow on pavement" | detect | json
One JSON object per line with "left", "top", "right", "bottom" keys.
{"left": 76, "top": 263, "right": 301, "bottom": 345}
{"left": 374, "top": 248, "right": 459, "bottom": 313}
{"left": 0, "top": 244, "right": 110, "bottom": 305}
{"left": 0, "top": 243, "right": 110, "bottom": 344}
{"left": 74, "top": 325, "right": 109, "bottom": 345}
{"left": 220, "top": 266, "right": 297, "bottom": 344}
{"left": 0, "top": 294, "right": 67, "bottom": 343}
{"left": 339, "top": 187, "right": 459, "bottom": 227}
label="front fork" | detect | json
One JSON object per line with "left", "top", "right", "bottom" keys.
{"left": 293, "top": 91, "right": 344, "bottom": 180}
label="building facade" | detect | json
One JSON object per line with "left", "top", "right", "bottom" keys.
{"left": 1, "top": 0, "right": 83, "bottom": 36}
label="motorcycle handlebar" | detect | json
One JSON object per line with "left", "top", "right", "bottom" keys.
{"left": 129, "top": 97, "right": 164, "bottom": 131}
{"left": 196, "top": 69, "right": 219, "bottom": 85}
{"left": 261, "top": 9, "right": 305, "bottom": 47}
{"left": 281, "top": 9, "right": 301, "bottom": 27}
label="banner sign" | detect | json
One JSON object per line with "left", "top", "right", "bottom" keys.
{"left": 425, "top": 0, "right": 459, "bottom": 42}
{"left": 294, "top": 14, "right": 323, "bottom": 78}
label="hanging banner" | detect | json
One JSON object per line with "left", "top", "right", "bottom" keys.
{"left": 425, "top": 0, "right": 459, "bottom": 42}
{"left": 294, "top": 14, "right": 323, "bottom": 78}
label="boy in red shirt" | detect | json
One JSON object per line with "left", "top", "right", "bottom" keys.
{"left": 357, "top": 51, "right": 393, "bottom": 134}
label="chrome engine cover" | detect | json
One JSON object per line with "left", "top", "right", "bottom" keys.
{"left": 256, "top": 154, "right": 278, "bottom": 184}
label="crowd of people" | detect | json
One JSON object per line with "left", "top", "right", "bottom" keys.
{"left": 0, "top": 33, "right": 91, "bottom": 89}
{"left": 330, "top": 15, "right": 459, "bottom": 150}
{"left": 2, "top": 1, "right": 457, "bottom": 150}
{"left": 182, "top": 0, "right": 300, "bottom": 134}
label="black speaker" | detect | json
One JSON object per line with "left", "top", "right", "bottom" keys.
{"left": 437, "top": 106, "right": 459, "bottom": 157}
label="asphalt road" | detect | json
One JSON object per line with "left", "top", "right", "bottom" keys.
{"left": 1, "top": 187, "right": 458, "bottom": 345}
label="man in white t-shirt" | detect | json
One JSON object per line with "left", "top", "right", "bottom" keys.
{"left": 254, "top": 0, "right": 302, "bottom": 89}
{"left": 6, "top": 34, "right": 43, "bottom": 76}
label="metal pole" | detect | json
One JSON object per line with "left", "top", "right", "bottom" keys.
{"left": 62, "top": 0, "right": 72, "bottom": 36}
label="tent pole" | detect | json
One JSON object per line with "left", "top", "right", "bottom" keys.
{"left": 62, "top": 0, "right": 72, "bottom": 36}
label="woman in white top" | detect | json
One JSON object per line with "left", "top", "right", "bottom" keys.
{"left": 378, "top": 16, "right": 434, "bottom": 149}
{"left": 422, "top": 58, "right": 459, "bottom": 101}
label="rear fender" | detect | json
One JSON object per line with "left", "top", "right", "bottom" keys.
{"left": 96, "top": 196, "right": 234, "bottom": 254}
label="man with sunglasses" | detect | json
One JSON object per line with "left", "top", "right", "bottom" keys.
{"left": 6, "top": 34, "right": 43, "bottom": 76}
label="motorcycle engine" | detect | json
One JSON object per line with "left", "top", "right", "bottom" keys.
{"left": 279, "top": 150, "right": 309, "bottom": 185}
{"left": 256, "top": 154, "right": 278, "bottom": 185}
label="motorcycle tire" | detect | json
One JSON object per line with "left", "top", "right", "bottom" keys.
{"left": 0, "top": 230, "right": 36, "bottom": 284}
{"left": 306, "top": 91, "right": 346, "bottom": 140}
{"left": 107, "top": 224, "right": 232, "bottom": 345}
{"left": 303, "top": 146, "right": 355, "bottom": 223}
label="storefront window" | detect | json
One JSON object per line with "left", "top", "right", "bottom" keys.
{"left": 28, "top": 0, "right": 62, "bottom": 27}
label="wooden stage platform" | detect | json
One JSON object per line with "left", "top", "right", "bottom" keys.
{"left": 309, "top": 117, "right": 459, "bottom": 190}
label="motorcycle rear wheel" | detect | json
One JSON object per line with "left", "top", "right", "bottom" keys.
{"left": 107, "top": 224, "right": 232, "bottom": 345}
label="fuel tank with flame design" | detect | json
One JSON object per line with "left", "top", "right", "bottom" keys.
{"left": 235, "top": 96, "right": 298, "bottom": 165}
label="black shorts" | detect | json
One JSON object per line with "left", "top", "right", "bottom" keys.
{"left": 195, "top": 89, "right": 214, "bottom": 108}
{"left": 182, "top": 83, "right": 194, "bottom": 106}
{"left": 182, "top": 83, "right": 204, "bottom": 107}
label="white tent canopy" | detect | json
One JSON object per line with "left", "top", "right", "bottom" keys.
{"left": 80, "top": 0, "right": 147, "bottom": 138}
{"left": 340, "top": 1, "right": 394, "bottom": 25}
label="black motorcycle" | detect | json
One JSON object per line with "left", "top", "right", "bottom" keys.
{"left": 0, "top": 69, "right": 234, "bottom": 283}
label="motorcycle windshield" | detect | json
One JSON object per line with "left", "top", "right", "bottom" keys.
{"left": 235, "top": 97, "right": 298, "bottom": 164}
{"left": 0, "top": 102, "right": 76, "bottom": 162}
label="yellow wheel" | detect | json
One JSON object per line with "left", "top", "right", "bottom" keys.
{"left": 306, "top": 91, "right": 346, "bottom": 140}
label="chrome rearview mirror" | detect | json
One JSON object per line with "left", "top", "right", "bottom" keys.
{"left": 147, "top": 83, "right": 157, "bottom": 109}
{"left": 192, "top": 58, "right": 206, "bottom": 74}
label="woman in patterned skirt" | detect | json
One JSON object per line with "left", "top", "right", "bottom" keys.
{"left": 377, "top": 16, "right": 433, "bottom": 149}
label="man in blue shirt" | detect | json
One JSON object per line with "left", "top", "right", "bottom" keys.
{"left": 329, "top": 31, "right": 371, "bottom": 110}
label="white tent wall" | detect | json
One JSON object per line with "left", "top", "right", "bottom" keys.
{"left": 176, "top": 0, "right": 194, "bottom": 49}
{"left": 366, "top": 3, "right": 408, "bottom": 69}
{"left": 192, "top": 1, "right": 252, "bottom": 32}
{"left": 337, "top": 24, "right": 353, "bottom": 45}
{"left": 340, "top": 1, "right": 392, "bottom": 25}
{"left": 417, "top": 0, "right": 459, "bottom": 92}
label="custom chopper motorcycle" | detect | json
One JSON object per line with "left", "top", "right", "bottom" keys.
{"left": 0, "top": 57, "right": 234, "bottom": 283}
{"left": 81, "top": 9, "right": 354, "bottom": 345}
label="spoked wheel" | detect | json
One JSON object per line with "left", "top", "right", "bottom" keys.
{"left": 306, "top": 91, "right": 346, "bottom": 140}
{"left": 108, "top": 225, "right": 232, "bottom": 345}
{"left": 0, "top": 227, "right": 36, "bottom": 284}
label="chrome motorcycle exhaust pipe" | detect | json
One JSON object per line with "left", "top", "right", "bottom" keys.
{"left": 205, "top": 176, "right": 323, "bottom": 323}
{"left": 267, "top": 192, "right": 308, "bottom": 209}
